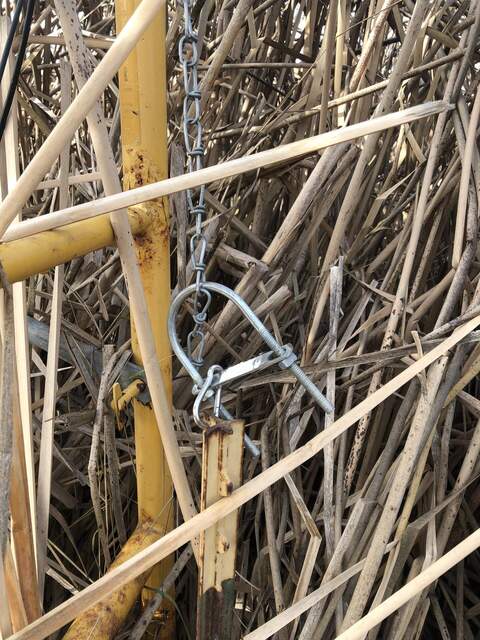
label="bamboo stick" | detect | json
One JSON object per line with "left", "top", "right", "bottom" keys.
{"left": 2, "top": 102, "right": 449, "bottom": 244}
{"left": 7, "top": 313, "right": 480, "bottom": 640}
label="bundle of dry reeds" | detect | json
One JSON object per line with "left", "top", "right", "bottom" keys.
{"left": 1, "top": 1, "right": 480, "bottom": 639}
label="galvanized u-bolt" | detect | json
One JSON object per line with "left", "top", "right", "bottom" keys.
{"left": 168, "top": 282, "right": 333, "bottom": 453}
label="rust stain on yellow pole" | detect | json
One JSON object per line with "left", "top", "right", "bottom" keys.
{"left": 115, "top": 0, "right": 175, "bottom": 635}
{"left": 63, "top": 517, "right": 166, "bottom": 640}
{"left": 0, "top": 207, "right": 149, "bottom": 284}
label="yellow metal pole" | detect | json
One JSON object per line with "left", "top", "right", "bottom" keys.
{"left": 63, "top": 516, "right": 167, "bottom": 640}
{"left": 114, "top": 0, "right": 175, "bottom": 634}
{"left": 0, "top": 207, "right": 149, "bottom": 284}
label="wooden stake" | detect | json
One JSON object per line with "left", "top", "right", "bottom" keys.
{"left": 197, "top": 418, "right": 244, "bottom": 640}
{"left": 10, "top": 369, "right": 41, "bottom": 623}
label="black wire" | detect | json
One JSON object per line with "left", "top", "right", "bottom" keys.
{"left": 0, "top": 0, "right": 34, "bottom": 142}
{"left": 0, "top": 0, "right": 26, "bottom": 88}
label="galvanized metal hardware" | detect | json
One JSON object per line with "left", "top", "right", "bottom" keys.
{"left": 178, "top": 0, "right": 209, "bottom": 371}
{"left": 190, "top": 345, "right": 296, "bottom": 431}
{"left": 196, "top": 345, "right": 296, "bottom": 394}
{"left": 171, "top": 1, "right": 333, "bottom": 455}
{"left": 192, "top": 364, "right": 222, "bottom": 428}
{"left": 168, "top": 284, "right": 334, "bottom": 447}
{"left": 174, "top": 0, "right": 266, "bottom": 452}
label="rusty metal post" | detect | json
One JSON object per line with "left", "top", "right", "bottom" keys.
{"left": 114, "top": 0, "right": 175, "bottom": 634}
{"left": 197, "top": 418, "right": 245, "bottom": 640}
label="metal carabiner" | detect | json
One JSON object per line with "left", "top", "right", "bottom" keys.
{"left": 192, "top": 364, "right": 223, "bottom": 428}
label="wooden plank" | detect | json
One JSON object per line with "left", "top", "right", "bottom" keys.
{"left": 197, "top": 418, "right": 244, "bottom": 640}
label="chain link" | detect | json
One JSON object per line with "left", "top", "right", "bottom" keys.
{"left": 178, "top": 0, "right": 210, "bottom": 369}
{"left": 173, "top": 0, "right": 331, "bottom": 454}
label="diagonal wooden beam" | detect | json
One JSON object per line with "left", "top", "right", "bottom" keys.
{"left": 7, "top": 313, "right": 480, "bottom": 640}
{"left": 3, "top": 101, "right": 449, "bottom": 243}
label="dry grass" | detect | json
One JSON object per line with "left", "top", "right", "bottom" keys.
{"left": 1, "top": 0, "right": 480, "bottom": 639}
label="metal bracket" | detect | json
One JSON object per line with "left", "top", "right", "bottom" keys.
{"left": 192, "top": 345, "right": 295, "bottom": 397}
{"left": 111, "top": 378, "right": 146, "bottom": 431}
{"left": 216, "top": 345, "right": 295, "bottom": 386}
{"left": 168, "top": 282, "right": 334, "bottom": 456}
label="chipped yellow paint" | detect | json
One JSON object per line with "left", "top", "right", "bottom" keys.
{"left": 62, "top": 518, "right": 166, "bottom": 640}
{"left": 62, "top": 3, "right": 174, "bottom": 635}
{"left": 115, "top": 0, "right": 175, "bottom": 635}
{"left": 0, "top": 206, "right": 149, "bottom": 284}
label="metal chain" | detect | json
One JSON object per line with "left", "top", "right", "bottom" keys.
{"left": 178, "top": 0, "right": 210, "bottom": 369}
{"left": 173, "top": 0, "right": 333, "bottom": 452}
